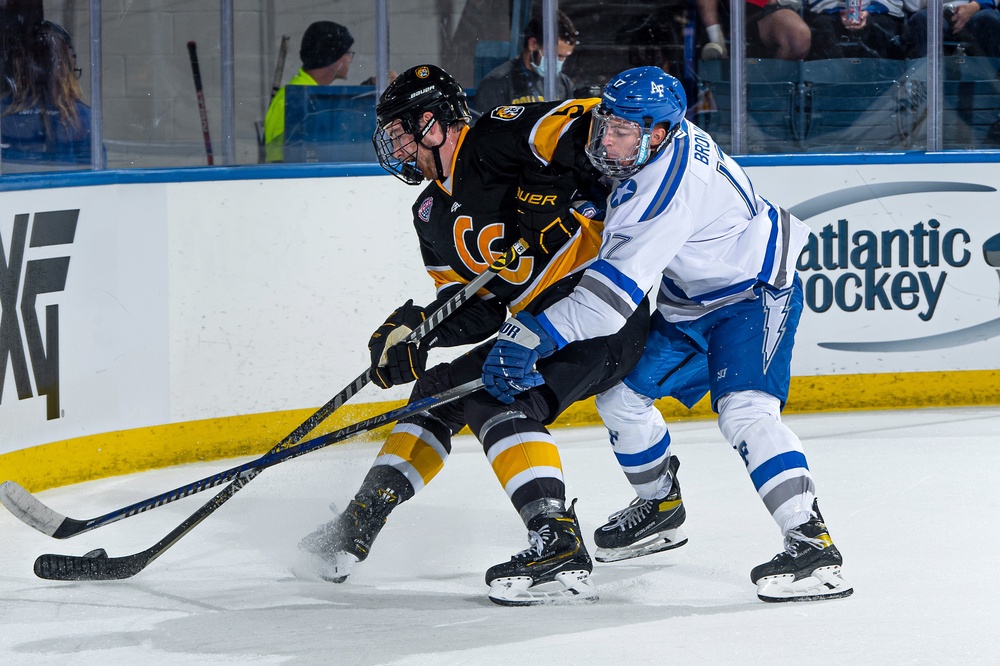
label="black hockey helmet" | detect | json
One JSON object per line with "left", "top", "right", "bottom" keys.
{"left": 372, "top": 64, "right": 470, "bottom": 184}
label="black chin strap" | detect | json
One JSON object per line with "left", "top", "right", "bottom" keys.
{"left": 417, "top": 115, "right": 449, "bottom": 181}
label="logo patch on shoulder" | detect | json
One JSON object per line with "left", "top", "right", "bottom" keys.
{"left": 611, "top": 179, "right": 637, "bottom": 207}
{"left": 491, "top": 105, "right": 524, "bottom": 121}
{"left": 418, "top": 197, "right": 433, "bottom": 222}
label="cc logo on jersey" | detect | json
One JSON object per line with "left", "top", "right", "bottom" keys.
{"left": 453, "top": 216, "right": 533, "bottom": 285}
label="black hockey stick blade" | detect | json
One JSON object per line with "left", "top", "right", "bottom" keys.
{"left": 33, "top": 379, "right": 483, "bottom": 581}
{"left": 2, "top": 240, "right": 528, "bottom": 541}
{"left": 34, "top": 548, "right": 145, "bottom": 581}
{"left": 1, "top": 367, "right": 369, "bottom": 541}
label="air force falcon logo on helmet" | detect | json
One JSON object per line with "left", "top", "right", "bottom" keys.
{"left": 491, "top": 105, "right": 524, "bottom": 121}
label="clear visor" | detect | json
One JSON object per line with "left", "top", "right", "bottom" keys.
{"left": 373, "top": 118, "right": 423, "bottom": 185}
{"left": 585, "top": 108, "right": 653, "bottom": 179}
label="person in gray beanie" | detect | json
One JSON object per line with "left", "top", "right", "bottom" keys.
{"left": 264, "top": 20, "right": 355, "bottom": 161}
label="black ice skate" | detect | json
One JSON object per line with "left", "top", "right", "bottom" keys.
{"left": 750, "top": 502, "right": 853, "bottom": 602}
{"left": 594, "top": 455, "right": 688, "bottom": 563}
{"left": 486, "top": 501, "right": 597, "bottom": 606}
{"left": 299, "top": 487, "right": 399, "bottom": 583}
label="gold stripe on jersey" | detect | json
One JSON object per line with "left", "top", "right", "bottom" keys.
{"left": 508, "top": 212, "right": 605, "bottom": 313}
{"left": 426, "top": 266, "right": 465, "bottom": 292}
{"left": 489, "top": 437, "right": 563, "bottom": 490}
{"left": 376, "top": 427, "right": 447, "bottom": 486}
{"left": 434, "top": 124, "right": 471, "bottom": 196}
{"left": 426, "top": 266, "right": 495, "bottom": 300}
{"left": 528, "top": 98, "right": 601, "bottom": 166}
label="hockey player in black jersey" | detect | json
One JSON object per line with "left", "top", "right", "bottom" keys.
{"left": 298, "top": 64, "right": 650, "bottom": 605}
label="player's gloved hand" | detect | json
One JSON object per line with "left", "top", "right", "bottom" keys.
{"left": 482, "top": 312, "right": 559, "bottom": 404}
{"left": 571, "top": 199, "right": 606, "bottom": 222}
{"left": 516, "top": 182, "right": 576, "bottom": 255}
{"left": 368, "top": 299, "right": 428, "bottom": 389}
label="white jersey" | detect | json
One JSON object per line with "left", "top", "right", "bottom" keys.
{"left": 539, "top": 120, "right": 810, "bottom": 346}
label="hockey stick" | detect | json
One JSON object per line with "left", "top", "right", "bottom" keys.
{"left": 270, "top": 35, "right": 290, "bottom": 102}
{"left": 187, "top": 41, "right": 214, "bottom": 165}
{"left": 33, "top": 378, "right": 484, "bottom": 581}
{"left": 1, "top": 239, "right": 528, "bottom": 540}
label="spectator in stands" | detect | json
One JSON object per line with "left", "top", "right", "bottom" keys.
{"left": 264, "top": 20, "right": 354, "bottom": 162}
{"left": 903, "top": 1, "right": 1000, "bottom": 58}
{"left": 1, "top": 0, "right": 45, "bottom": 95}
{"left": 615, "top": 7, "right": 685, "bottom": 77}
{"left": 804, "top": 0, "right": 907, "bottom": 59}
{"left": 1, "top": 19, "right": 91, "bottom": 166}
{"left": 698, "top": 0, "right": 811, "bottom": 61}
{"left": 472, "top": 11, "right": 579, "bottom": 116}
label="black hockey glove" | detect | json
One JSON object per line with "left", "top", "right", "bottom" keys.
{"left": 516, "top": 183, "right": 579, "bottom": 255}
{"left": 368, "top": 299, "right": 428, "bottom": 389}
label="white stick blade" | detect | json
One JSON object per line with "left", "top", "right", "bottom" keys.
{"left": 0, "top": 480, "right": 66, "bottom": 536}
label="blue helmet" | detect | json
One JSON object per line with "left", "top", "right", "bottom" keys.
{"left": 586, "top": 67, "right": 687, "bottom": 178}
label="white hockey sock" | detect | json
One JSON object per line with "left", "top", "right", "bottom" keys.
{"left": 596, "top": 383, "right": 674, "bottom": 500}
{"left": 718, "top": 391, "right": 815, "bottom": 534}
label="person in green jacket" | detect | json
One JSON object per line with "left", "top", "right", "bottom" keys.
{"left": 264, "top": 20, "right": 354, "bottom": 162}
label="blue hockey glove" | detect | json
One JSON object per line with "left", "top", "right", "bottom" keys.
{"left": 571, "top": 199, "right": 606, "bottom": 222}
{"left": 482, "top": 312, "right": 559, "bottom": 404}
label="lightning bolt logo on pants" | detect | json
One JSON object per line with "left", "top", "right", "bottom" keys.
{"left": 762, "top": 288, "right": 791, "bottom": 374}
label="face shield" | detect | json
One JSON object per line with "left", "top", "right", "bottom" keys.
{"left": 373, "top": 115, "right": 428, "bottom": 185}
{"left": 585, "top": 106, "right": 654, "bottom": 179}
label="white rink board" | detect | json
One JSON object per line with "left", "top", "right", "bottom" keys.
{"left": 2, "top": 162, "right": 1000, "bottom": 454}
{"left": 750, "top": 162, "right": 1000, "bottom": 375}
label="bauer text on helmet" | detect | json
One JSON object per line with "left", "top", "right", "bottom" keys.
{"left": 372, "top": 64, "right": 470, "bottom": 185}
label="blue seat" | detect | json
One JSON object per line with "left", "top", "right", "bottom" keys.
{"left": 898, "top": 56, "right": 1000, "bottom": 149}
{"left": 800, "top": 59, "right": 907, "bottom": 152}
{"left": 695, "top": 59, "right": 801, "bottom": 153}
{"left": 943, "top": 56, "right": 1000, "bottom": 148}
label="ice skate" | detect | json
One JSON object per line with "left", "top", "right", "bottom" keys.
{"left": 299, "top": 488, "right": 399, "bottom": 583}
{"left": 594, "top": 456, "right": 688, "bottom": 563}
{"left": 486, "top": 501, "right": 597, "bottom": 606}
{"left": 751, "top": 503, "right": 853, "bottom": 602}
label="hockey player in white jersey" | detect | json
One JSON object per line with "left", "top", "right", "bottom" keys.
{"left": 480, "top": 66, "right": 853, "bottom": 602}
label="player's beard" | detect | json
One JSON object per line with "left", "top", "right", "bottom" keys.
{"left": 415, "top": 146, "right": 440, "bottom": 181}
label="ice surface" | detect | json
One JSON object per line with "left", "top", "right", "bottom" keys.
{"left": 2, "top": 407, "right": 999, "bottom": 665}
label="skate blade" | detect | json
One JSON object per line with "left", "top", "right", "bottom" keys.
{"left": 595, "top": 527, "right": 688, "bottom": 563}
{"left": 315, "top": 551, "right": 359, "bottom": 584}
{"left": 488, "top": 570, "right": 598, "bottom": 606}
{"left": 756, "top": 564, "right": 854, "bottom": 602}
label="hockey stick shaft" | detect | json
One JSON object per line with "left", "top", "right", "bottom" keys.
{"left": 270, "top": 35, "right": 290, "bottom": 102}
{"left": 2, "top": 239, "right": 528, "bottom": 539}
{"left": 187, "top": 41, "right": 214, "bottom": 165}
{"left": 33, "top": 379, "right": 484, "bottom": 581}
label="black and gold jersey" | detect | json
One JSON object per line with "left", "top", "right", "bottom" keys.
{"left": 411, "top": 98, "right": 606, "bottom": 347}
